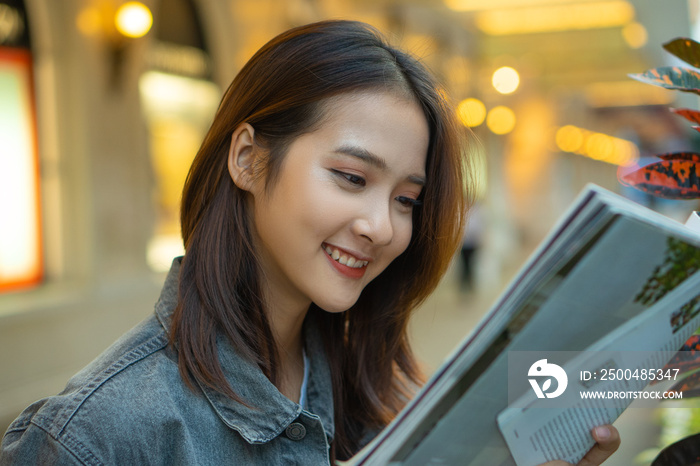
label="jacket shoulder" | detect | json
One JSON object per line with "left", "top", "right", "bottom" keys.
{"left": 1, "top": 315, "right": 180, "bottom": 465}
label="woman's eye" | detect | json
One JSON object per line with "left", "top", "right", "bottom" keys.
{"left": 332, "top": 170, "right": 366, "bottom": 187}
{"left": 396, "top": 196, "right": 422, "bottom": 209}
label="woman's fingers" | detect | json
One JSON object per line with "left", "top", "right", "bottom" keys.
{"left": 534, "top": 425, "right": 621, "bottom": 466}
{"left": 577, "top": 425, "right": 621, "bottom": 466}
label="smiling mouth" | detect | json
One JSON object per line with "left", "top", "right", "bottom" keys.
{"left": 322, "top": 244, "right": 369, "bottom": 269}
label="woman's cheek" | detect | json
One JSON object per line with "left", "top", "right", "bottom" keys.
{"left": 394, "top": 215, "right": 414, "bottom": 254}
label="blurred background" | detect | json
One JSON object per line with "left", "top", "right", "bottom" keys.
{"left": 1, "top": 0, "right": 700, "bottom": 463}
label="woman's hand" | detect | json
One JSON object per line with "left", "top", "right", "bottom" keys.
{"left": 539, "top": 425, "right": 620, "bottom": 466}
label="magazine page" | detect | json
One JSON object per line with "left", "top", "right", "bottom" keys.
{"left": 344, "top": 185, "right": 700, "bottom": 466}
{"left": 384, "top": 216, "right": 700, "bottom": 466}
{"left": 497, "top": 270, "right": 700, "bottom": 466}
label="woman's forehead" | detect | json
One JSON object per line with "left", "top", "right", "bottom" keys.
{"left": 290, "top": 90, "right": 430, "bottom": 175}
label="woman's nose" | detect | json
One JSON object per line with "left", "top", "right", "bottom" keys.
{"left": 352, "top": 202, "right": 394, "bottom": 245}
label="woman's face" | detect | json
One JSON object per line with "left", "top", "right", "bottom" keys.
{"left": 247, "top": 90, "right": 429, "bottom": 314}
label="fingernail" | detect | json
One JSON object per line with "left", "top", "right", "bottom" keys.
{"left": 594, "top": 426, "right": 610, "bottom": 440}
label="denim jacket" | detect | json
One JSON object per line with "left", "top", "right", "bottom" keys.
{"left": 0, "top": 258, "right": 335, "bottom": 465}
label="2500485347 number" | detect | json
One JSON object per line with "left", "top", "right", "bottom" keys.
{"left": 599, "top": 368, "right": 680, "bottom": 381}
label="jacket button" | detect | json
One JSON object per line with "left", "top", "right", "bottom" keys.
{"left": 286, "top": 422, "right": 306, "bottom": 441}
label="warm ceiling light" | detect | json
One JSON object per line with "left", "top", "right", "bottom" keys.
{"left": 76, "top": 7, "right": 102, "bottom": 36}
{"left": 115, "top": 2, "right": 152, "bottom": 38}
{"left": 492, "top": 66, "right": 520, "bottom": 94}
{"left": 457, "top": 98, "right": 486, "bottom": 127}
{"left": 585, "top": 133, "right": 614, "bottom": 160}
{"left": 555, "top": 125, "right": 585, "bottom": 153}
{"left": 445, "top": 0, "right": 604, "bottom": 12}
{"left": 555, "top": 124, "right": 639, "bottom": 166}
{"left": 475, "top": 1, "right": 634, "bottom": 35}
{"left": 622, "top": 22, "right": 648, "bottom": 49}
{"left": 487, "top": 106, "right": 516, "bottom": 135}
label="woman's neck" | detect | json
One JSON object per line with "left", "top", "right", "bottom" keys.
{"left": 264, "top": 291, "right": 309, "bottom": 402}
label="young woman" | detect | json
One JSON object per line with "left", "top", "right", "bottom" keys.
{"left": 0, "top": 20, "right": 619, "bottom": 465}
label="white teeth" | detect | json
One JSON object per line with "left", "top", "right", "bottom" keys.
{"left": 323, "top": 245, "right": 368, "bottom": 268}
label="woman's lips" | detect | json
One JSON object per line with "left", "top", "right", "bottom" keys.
{"left": 322, "top": 243, "right": 369, "bottom": 279}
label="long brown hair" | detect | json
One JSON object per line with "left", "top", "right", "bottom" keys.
{"left": 171, "top": 20, "right": 470, "bottom": 460}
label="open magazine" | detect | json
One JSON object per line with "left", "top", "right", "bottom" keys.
{"left": 342, "top": 184, "right": 700, "bottom": 466}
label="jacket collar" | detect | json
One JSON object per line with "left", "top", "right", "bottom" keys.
{"left": 154, "top": 257, "right": 335, "bottom": 444}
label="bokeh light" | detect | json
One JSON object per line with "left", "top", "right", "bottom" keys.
{"left": 555, "top": 124, "right": 639, "bottom": 166}
{"left": 555, "top": 125, "right": 584, "bottom": 153}
{"left": 585, "top": 133, "right": 614, "bottom": 161}
{"left": 457, "top": 98, "right": 486, "bottom": 127}
{"left": 473, "top": 1, "right": 635, "bottom": 35}
{"left": 492, "top": 66, "right": 520, "bottom": 94}
{"left": 487, "top": 106, "right": 516, "bottom": 135}
{"left": 76, "top": 7, "right": 102, "bottom": 36}
{"left": 622, "top": 22, "right": 648, "bottom": 49}
{"left": 115, "top": 2, "right": 152, "bottom": 39}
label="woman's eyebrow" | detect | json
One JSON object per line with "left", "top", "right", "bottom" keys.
{"left": 333, "top": 145, "right": 426, "bottom": 186}
{"left": 408, "top": 174, "right": 426, "bottom": 187}
{"left": 334, "top": 145, "right": 387, "bottom": 170}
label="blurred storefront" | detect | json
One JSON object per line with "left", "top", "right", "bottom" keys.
{"left": 0, "top": 0, "right": 698, "bottom": 464}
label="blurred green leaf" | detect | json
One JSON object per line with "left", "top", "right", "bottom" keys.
{"left": 664, "top": 38, "right": 700, "bottom": 68}
{"left": 629, "top": 67, "right": 700, "bottom": 95}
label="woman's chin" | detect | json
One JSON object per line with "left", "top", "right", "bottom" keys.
{"left": 313, "top": 295, "right": 360, "bottom": 314}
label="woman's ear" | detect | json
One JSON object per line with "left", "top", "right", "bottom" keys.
{"left": 228, "top": 123, "right": 259, "bottom": 193}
